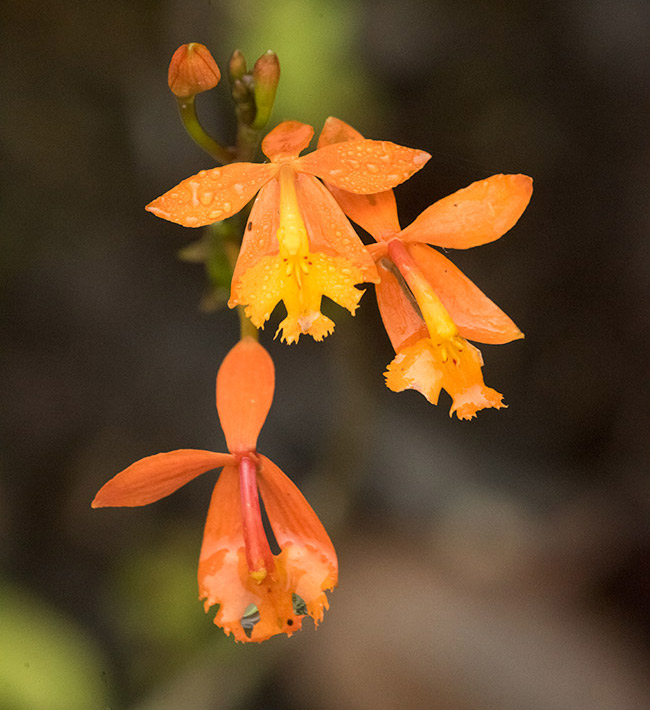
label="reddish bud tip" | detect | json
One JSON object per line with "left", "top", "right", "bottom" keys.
{"left": 168, "top": 43, "right": 221, "bottom": 99}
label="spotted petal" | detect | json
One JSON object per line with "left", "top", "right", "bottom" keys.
{"left": 146, "top": 162, "right": 277, "bottom": 227}
{"left": 295, "top": 140, "right": 430, "bottom": 194}
{"left": 317, "top": 117, "right": 401, "bottom": 239}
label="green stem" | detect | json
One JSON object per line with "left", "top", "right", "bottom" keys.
{"left": 176, "top": 97, "right": 233, "bottom": 165}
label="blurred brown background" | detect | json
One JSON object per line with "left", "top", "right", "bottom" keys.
{"left": 1, "top": 0, "right": 649, "bottom": 708}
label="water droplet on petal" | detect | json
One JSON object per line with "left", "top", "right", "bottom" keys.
{"left": 199, "top": 191, "right": 214, "bottom": 206}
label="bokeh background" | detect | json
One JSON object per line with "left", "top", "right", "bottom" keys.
{"left": 1, "top": 0, "right": 649, "bottom": 708}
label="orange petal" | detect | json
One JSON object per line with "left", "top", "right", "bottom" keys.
{"left": 230, "top": 178, "right": 281, "bottom": 295}
{"left": 216, "top": 338, "right": 275, "bottom": 454}
{"left": 262, "top": 120, "right": 314, "bottom": 161}
{"left": 375, "top": 259, "right": 428, "bottom": 352}
{"left": 197, "top": 464, "right": 260, "bottom": 641}
{"left": 400, "top": 174, "right": 533, "bottom": 249}
{"left": 91, "top": 450, "right": 234, "bottom": 507}
{"left": 408, "top": 243, "right": 524, "bottom": 344}
{"left": 317, "top": 117, "right": 401, "bottom": 239}
{"left": 295, "top": 173, "right": 378, "bottom": 281}
{"left": 146, "top": 162, "right": 277, "bottom": 227}
{"left": 257, "top": 455, "right": 338, "bottom": 625}
{"left": 198, "top": 464, "right": 310, "bottom": 642}
{"left": 295, "top": 140, "right": 430, "bottom": 194}
{"left": 327, "top": 186, "right": 401, "bottom": 240}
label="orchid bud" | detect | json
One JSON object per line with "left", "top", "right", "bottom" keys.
{"left": 168, "top": 43, "right": 221, "bottom": 99}
{"left": 252, "top": 51, "right": 280, "bottom": 129}
{"left": 228, "top": 49, "right": 247, "bottom": 84}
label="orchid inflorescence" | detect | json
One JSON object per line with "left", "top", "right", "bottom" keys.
{"left": 93, "top": 43, "right": 532, "bottom": 642}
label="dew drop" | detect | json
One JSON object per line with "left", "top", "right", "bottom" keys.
{"left": 366, "top": 163, "right": 378, "bottom": 173}
{"left": 188, "top": 181, "right": 201, "bottom": 207}
{"left": 199, "top": 191, "right": 214, "bottom": 206}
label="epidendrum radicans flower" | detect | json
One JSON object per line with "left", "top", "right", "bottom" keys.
{"left": 93, "top": 338, "right": 337, "bottom": 642}
{"left": 146, "top": 120, "right": 430, "bottom": 343}
{"left": 318, "top": 117, "right": 533, "bottom": 419}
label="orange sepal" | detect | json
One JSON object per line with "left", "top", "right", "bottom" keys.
{"left": 198, "top": 465, "right": 310, "bottom": 642}
{"left": 295, "top": 140, "right": 430, "bottom": 194}
{"left": 262, "top": 120, "right": 314, "bottom": 161}
{"left": 216, "top": 338, "right": 275, "bottom": 454}
{"left": 375, "top": 259, "right": 428, "bottom": 352}
{"left": 408, "top": 243, "right": 524, "bottom": 344}
{"left": 91, "top": 449, "right": 234, "bottom": 507}
{"left": 317, "top": 117, "right": 401, "bottom": 239}
{"left": 257, "top": 455, "right": 338, "bottom": 625}
{"left": 146, "top": 162, "right": 277, "bottom": 227}
{"left": 400, "top": 174, "right": 533, "bottom": 249}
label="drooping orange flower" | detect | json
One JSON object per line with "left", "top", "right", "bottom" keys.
{"left": 147, "top": 120, "right": 430, "bottom": 343}
{"left": 318, "top": 117, "right": 532, "bottom": 419}
{"left": 92, "top": 338, "right": 337, "bottom": 642}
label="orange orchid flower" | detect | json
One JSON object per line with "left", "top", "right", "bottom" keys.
{"left": 318, "top": 117, "right": 532, "bottom": 419}
{"left": 92, "top": 338, "right": 337, "bottom": 642}
{"left": 146, "top": 120, "right": 430, "bottom": 343}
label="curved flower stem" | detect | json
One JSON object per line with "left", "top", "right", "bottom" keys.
{"left": 176, "top": 96, "right": 234, "bottom": 165}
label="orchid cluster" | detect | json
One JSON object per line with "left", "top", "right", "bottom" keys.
{"left": 93, "top": 44, "right": 532, "bottom": 642}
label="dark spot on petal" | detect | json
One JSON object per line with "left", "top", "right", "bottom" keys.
{"left": 247, "top": 222, "right": 253, "bottom": 231}
{"left": 287, "top": 619, "right": 294, "bottom": 626}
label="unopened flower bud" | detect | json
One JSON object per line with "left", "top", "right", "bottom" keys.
{"left": 228, "top": 49, "right": 247, "bottom": 84}
{"left": 252, "top": 51, "right": 280, "bottom": 129}
{"left": 168, "top": 43, "right": 221, "bottom": 99}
